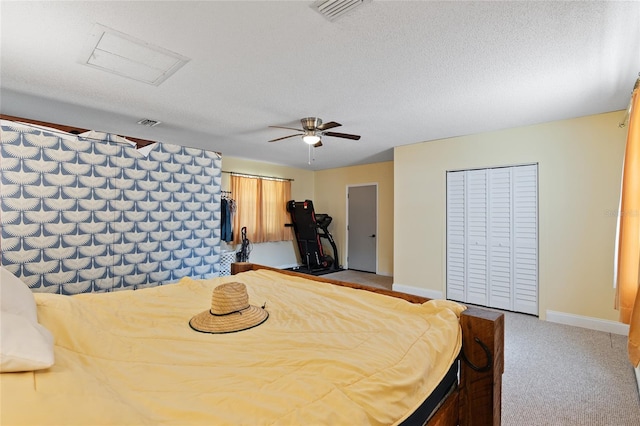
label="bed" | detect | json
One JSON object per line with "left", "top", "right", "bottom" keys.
{"left": 0, "top": 263, "right": 503, "bottom": 425}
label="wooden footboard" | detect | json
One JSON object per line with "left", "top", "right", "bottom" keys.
{"left": 231, "top": 263, "right": 504, "bottom": 425}
{"left": 459, "top": 306, "right": 504, "bottom": 425}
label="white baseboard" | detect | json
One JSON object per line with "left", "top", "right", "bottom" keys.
{"left": 546, "top": 310, "right": 629, "bottom": 336}
{"left": 392, "top": 284, "right": 443, "bottom": 300}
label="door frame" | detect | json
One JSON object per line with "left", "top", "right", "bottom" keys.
{"left": 345, "top": 183, "right": 378, "bottom": 273}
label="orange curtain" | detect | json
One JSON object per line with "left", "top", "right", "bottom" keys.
{"left": 230, "top": 175, "right": 292, "bottom": 244}
{"left": 615, "top": 78, "right": 640, "bottom": 366}
{"left": 260, "top": 179, "right": 292, "bottom": 242}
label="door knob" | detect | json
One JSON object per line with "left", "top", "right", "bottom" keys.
{"left": 370, "top": 234, "right": 376, "bottom": 238}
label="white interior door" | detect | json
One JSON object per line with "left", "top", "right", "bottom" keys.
{"left": 347, "top": 185, "right": 377, "bottom": 273}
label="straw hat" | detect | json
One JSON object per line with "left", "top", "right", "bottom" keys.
{"left": 189, "top": 282, "right": 268, "bottom": 334}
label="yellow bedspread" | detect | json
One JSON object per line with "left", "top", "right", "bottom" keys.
{"left": 0, "top": 269, "right": 464, "bottom": 425}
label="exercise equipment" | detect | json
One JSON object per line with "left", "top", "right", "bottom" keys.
{"left": 286, "top": 200, "right": 340, "bottom": 272}
{"left": 235, "top": 226, "right": 252, "bottom": 262}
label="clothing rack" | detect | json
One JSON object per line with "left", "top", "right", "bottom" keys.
{"left": 222, "top": 170, "right": 294, "bottom": 182}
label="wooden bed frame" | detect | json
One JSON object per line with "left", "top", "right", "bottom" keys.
{"left": 232, "top": 262, "right": 504, "bottom": 426}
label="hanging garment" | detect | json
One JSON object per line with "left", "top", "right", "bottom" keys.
{"left": 221, "top": 198, "right": 233, "bottom": 242}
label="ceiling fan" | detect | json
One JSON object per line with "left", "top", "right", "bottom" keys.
{"left": 268, "top": 117, "right": 361, "bottom": 147}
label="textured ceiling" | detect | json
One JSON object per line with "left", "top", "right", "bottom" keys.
{"left": 1, "top": 1, "right": 639, "bottom": 170}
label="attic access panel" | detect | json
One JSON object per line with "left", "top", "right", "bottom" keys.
{"left": 80, "top": 24, "right": 190, "bottom": 86}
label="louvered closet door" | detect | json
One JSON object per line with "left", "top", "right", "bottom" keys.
{"left": 446, "top": 171, "right": 465, "bottom": 302}
{"left": 512, "top": 165, "right": 538, "bottom": 315}
{"left": 446, "top": 165, "right": 538, "bottom": 315}
{"left": 488, "top": 167, "right": 513, "bottom": 310}
{"left": 465, "top": 169, "right": 488, "bottom": 306}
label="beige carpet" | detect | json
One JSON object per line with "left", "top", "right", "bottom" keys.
{"left": 502, "top": 311, "right": 640, "bottom": 425}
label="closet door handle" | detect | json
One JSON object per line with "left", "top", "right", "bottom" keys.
{"left": 370, "top": 234, "right": 376, "bottom": 238}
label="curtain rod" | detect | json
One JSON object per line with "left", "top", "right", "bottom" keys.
{"left": 222, "top": 170, "right": 294, "bottom": 182}
{"left": 619, "top": 75, "right": 640, "bottom": 128}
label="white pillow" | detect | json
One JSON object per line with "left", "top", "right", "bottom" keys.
{"left": 1, "top": 266, "right": 38, "bottom": 322}
{"left": 1, "top": 311, "right": 54, "bottom": 372}
{"left": 0, "top": 266, "right": 55, "bottom": 372}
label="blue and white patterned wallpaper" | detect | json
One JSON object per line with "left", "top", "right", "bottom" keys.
{"left": 0, "top": 121, "right": 222, "bottom": 294}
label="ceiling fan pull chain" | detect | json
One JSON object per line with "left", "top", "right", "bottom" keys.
{"left": 308, "top": 144, "right": 312, "bottom": 165}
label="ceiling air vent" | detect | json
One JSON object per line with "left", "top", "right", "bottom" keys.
{"left": 311, "top": 0, "right": 371, "bottom": 22}
{"left": 137, "top": 118, "right": 161, "bottom": 127}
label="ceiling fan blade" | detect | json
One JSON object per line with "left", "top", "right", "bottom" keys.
{"left": 313, "top": 141, "right": 323, "bottom": 148}
{"left": 268, "top": 133, "right": 303, "bottom": 142}
{"left": 323, "top": 131, "right": 361, "bottom": 140}
{"left": 269, "top": 125, "right": 303, "bottom": 132}
{"left": 317, "top": 121, "right": 341, "bottom": 131}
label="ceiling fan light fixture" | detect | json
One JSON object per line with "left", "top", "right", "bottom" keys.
{"left": 268, "top": 117, "right": 359, "bottom": 146}
{"left": 303, "top": 134, "right": 321, "bottom": 145}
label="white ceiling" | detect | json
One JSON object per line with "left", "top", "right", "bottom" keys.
{"left": 1, "top": 1, "right": 639, "bottom": 170}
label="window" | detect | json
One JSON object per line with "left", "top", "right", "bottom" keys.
{"left": 231, "top": 175, "right": 293, "bottom": 244}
